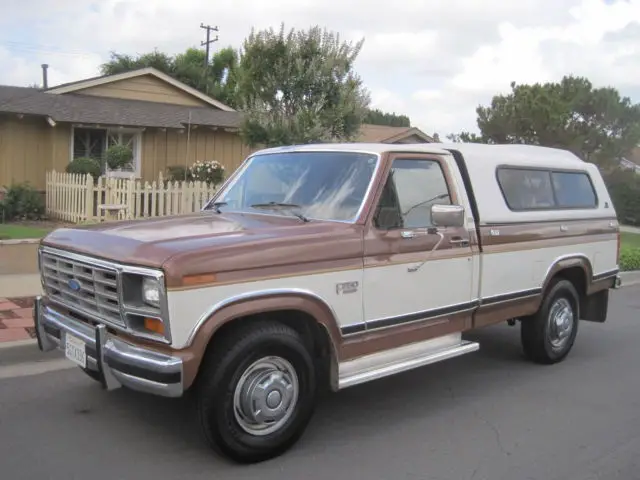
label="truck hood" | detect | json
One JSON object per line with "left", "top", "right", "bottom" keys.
{"left": 41, "top": 212, "right": 363, "bottom": 287}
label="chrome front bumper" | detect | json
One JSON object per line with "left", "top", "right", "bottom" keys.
{"left": 33, "top": 296, "right": 184, "bottom": 398}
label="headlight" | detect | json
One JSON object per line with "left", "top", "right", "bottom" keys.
{"left": 142, "top": 277, "right": 161, "bottom": 307}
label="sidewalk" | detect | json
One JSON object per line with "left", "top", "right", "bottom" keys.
{"left": 620, "top": 225, "right": 640, "bottom": 234}
{"left": 0, "top": 274, "right": 42, "bottom": 344}
{"left": 0, "top": 273, "right": 43, "bottom": 298}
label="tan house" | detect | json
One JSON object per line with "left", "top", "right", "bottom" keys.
{"left": 0, "top": 67, "right": 253, "bottom": 191}
{"left": 0, "top": 66, "right": 432, "bottom": 191}
{"left": 354, "top": 123, "right": 434, "bottom": 144}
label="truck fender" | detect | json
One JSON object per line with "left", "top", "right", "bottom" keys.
{"left": 181, "top": 289, "right": 342, "bottom": 389}
{"left": 541, "top": 254, "right": 593, "bottom": 298}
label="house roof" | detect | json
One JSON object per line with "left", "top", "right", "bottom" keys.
{"left": 0, "top": 85, "right": 242, "bottom": 129}
{"left": 355, "top": 124, "right": 434, "bottom": 143}
{"left": 45, "top": 67, "right": 235, "bottom": 112}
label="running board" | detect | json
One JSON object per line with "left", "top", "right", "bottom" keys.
{"left": 338, "top": 333, "right": 480, "bottom": 390}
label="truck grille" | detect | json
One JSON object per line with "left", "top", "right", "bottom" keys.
{"left": 40, "top": 251, "right": 124, "bottom": 326}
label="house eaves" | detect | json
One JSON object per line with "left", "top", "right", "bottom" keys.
{"left": 44, "top": 67, "right": 235, "bottom": 112}
{"left": 0, "top": 85, "right": 242, "bottom": 129}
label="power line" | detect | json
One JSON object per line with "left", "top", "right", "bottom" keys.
{"left": 199, "top": 23, "right": 219, "bottom": 68}
{"left": 0, "top": 40, "right": 98, "bottom": 57}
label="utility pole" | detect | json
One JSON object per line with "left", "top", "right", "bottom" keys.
{"left": 200, "top": 23, "right": 219, "bottom": 68}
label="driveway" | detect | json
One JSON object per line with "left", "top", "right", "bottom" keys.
{"left": 1, "top": 286, "right": 639, "bottom": 480}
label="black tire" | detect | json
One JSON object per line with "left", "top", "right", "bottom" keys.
{"left": 195, "top": 320, "right": 317, "bottom": 464}
{"left": 521, "top": 278, "right": 580, "bottom": 364}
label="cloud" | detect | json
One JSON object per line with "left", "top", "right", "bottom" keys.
{"left": 0, "top": 0, "right": 638, "bottom": 136}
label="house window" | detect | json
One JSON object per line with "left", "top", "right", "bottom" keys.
{"left": 106, "top": 131, "right": 140, "bottom": 175}
{"left": 73, "top": 128, "right": 105, "bottom": 162}
{"left": 71, "top": 126, "right": 142, "bottom": 177}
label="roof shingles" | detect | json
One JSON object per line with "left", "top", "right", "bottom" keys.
{"left": 0, "top": 85, "right": 241, "bottom": 129}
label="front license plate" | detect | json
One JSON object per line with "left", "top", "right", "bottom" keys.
{"left": 65, "top": 333, "right": 87, "bottom": 368}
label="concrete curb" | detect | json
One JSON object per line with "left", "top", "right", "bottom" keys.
{"left": 2, "top": 271, "right": 639, "bottom": 367}
{"left": 619, "top": 270, "right": 640, "bottom": 288}
{"left": 0, "top": 274, "right": 43, "bottom": 298}
{"left": 0, "top": 238, "right": 41, "bottom": 245}
{"left": 0, "top": 338, "right": 62, "bottom": 367}
{"left": 0, "top": 338, "right": 37, "bottom": 350}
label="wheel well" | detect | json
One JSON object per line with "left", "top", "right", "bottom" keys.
{"left": 551, "top": 266, "right": 587, "bottom": 299}
{"left": 198, "top": 310, "right": 335, "bottom": 390}
{"left": 544, "top": 266, "right": 590, "bottom": 320}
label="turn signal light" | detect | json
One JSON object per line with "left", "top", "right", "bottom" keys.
{"left": 182, "top": 273, "right": 216, "bottom": 287}
{"left": 144, "top": 317, "right": 165, "bottom": 335}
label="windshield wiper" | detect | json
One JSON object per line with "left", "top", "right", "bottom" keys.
{"left": 207, "top": 201, "right": 227, "bottom": 213}
{"left": 250, "top": 202, "right": 310, "bottom": 222}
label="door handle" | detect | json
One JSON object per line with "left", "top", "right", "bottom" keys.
{"left": 401, "top": 231, "right": 417, "bottom": 239}
{"left": 450, "top": 237, "right": 469, "bottom": 247}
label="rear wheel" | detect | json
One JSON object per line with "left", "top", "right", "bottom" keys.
{"left": 196, "top": 320, "right": 317, "bottom": 463}
{"left": 521, "top": 278, "right": 580, "bottom": 364}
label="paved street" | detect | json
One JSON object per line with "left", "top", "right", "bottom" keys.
{"left": 1, "top": 287, "right": 639, "bottom": 480}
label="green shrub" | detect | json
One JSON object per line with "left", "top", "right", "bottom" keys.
{"left": 189, "top": 160, "right": 225, "bottom": 185}
{"left": 66, "top": 157, "right": 102, "bottom": 179}
{"left": 603, "top": 169, "right": 640, "bottom": 226}
{"left": 166, "top": 162, "right": 225, "bottom": 185}
{"left": 619, "top": 246, "right": 640, "bottom": 271}
{"left": 166, "top": 165, "right": 194, "bottom": 183}
{"left": 105, "top": 144, "right": 133, "bottom": 170}
{"left": 0, "top": 182, "right": 45, "bottom": 221}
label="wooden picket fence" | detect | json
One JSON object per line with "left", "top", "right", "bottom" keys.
{"left": 45, "top": 171, "right": 219, "bottom": 223}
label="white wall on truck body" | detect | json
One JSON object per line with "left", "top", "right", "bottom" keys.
{"left": 443, "top": 143, "right": 619, "bottom": 301}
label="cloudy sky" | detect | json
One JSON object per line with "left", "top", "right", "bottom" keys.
{"left": 0, "top": 0, "right": 638, "bottom": 137}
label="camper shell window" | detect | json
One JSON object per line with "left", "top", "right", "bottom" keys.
{"left": 496, "top": 166, "right": 598, "bottom": 211}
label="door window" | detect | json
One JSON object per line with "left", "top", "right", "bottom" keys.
{"left": 375, "top": 158, "right": 452, "bottom": 229}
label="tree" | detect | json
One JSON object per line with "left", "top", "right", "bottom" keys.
{"left": 448, "top": 76, "right": 640, "bottom": 167}
{"left": 446, "top": 131, "right": 485, "bottom": 143}
{"left": 99, "top": 39, "right": 409, "bottom": 137}
{"left": 100, "top": 47, "right": 239, "bottom": 108}
{"left": 364, "top": 108, "right": 410, "bottom": 127}
{"left": 234, "top": 24, "right": 371, "bottom": 147}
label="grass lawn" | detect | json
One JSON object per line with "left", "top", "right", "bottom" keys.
{"left": 620, "top": 232, "right": 640, "bottom": 249}
{"left": 0, "top": 223, "right": 53, "bottom": 240}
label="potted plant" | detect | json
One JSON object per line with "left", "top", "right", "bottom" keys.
{"left": 105, "top": 144, "right": 134, "bottom": 176}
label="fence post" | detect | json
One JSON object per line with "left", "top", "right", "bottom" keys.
{"left": 45, "top": 171, "right": 51, "bottom": 218}
{"left": 127, "top": 176, "right": 135, "bottom": 220}
{"left": 84, "top": 174, "right": 94, "bottom": 223}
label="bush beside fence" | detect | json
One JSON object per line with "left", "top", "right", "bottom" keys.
{"left": 45, "top": 171, "right": 219, "bottom": 223}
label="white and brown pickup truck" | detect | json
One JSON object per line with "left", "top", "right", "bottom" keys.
{"left": 33, "top": 142, "right": 621, "bottom": 463}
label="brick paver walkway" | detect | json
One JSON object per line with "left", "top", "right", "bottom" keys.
{"left": 0, "top": 296, "right": 36, "bottom": 343}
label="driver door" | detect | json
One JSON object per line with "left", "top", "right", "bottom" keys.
{"left": 362, "top": 153, "right": 476, "bottom": 341}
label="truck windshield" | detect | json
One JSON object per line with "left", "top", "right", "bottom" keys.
{"left": 209, "top": 150, "right": 379, "bottom": 222}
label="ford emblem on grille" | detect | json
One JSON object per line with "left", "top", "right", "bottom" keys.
{"left": 68, "top": 278, "right": 81, "bottom": 291}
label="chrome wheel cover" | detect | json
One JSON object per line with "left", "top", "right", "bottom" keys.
{"left": 547, "top": 297, "right": 574, "bottom": 349}
{"left": 233, "top": 356, "right": 299, "bottom": 436}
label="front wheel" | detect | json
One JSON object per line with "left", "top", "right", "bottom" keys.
{"left": 521, "top": 278, "right": 580, "bottom": 364}
{"left": 196, "top": 321, "right": 317, "bottom": 463}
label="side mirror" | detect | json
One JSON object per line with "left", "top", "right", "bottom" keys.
{"left": 431, "top": 204, "right": 465, "bottom": 228}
